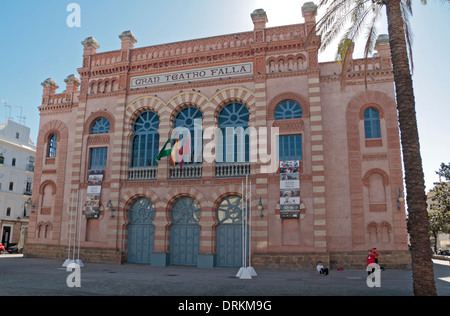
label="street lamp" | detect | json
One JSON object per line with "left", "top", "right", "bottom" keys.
{"left": 25, "top": 197, "right": 36, "bottom": 213}
{"left": 257, "top": 197, "right": 264, "bottom": 218}
{"left": 105, "top": 200, "right": 115, "bottom": 218}
{"left": 397, "top": 188, "right": 404, "bottom": 211}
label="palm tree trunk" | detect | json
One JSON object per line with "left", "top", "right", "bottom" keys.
{"left": 384, "top": 0, "right": 436, "bottom": 296}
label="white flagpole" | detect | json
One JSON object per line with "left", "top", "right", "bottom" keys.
{"left": 72, "top": 190, "right": 78, "bottom": 262}
{"left": 63, "top": 192, "right": 74, "bottom": 267}
{"left": 76, "top": 189, "right": 84, "bottom": 267}
{"left": 236, "top": 179, "right": 251, "bottom": 279}
{"left": 249, "top": 180, "right": 251, "bottom": 266}
{"left": 245, "top": 174, "right": 248, "bottom": 269}
{"left": 248, "top": 179, "right": 257, "bottom": 276}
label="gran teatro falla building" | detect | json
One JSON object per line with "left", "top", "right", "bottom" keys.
{"left": 25, "top": 2, "right": 411, "bottom": 269}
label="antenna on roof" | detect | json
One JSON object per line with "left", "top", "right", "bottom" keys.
{"left": 1, "top": 99, "right": 13, "bottom": 121}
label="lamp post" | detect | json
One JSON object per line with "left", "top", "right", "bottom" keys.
{"left": 397, "top": 188, "right": 404, "bottom": 211}
{"left": 257, "top": 197, "right": 264, "bottom": 218}
{"left": 105, "top": 200, "right": 115, "bottom": 218}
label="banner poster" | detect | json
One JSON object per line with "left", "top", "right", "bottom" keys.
{"left": 280, "top": 161, "right": 300, "bottom": 219}
{"left": 85, "top": 169, "right": 104, "bottom": 219}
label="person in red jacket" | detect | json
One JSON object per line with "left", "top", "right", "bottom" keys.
{"left": 367, "top": 249, "right": 376, "bottom": 275}
{"left": 371, "top": 248, "right": 379, "bottom": 264}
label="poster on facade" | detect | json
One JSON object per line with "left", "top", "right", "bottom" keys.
{"left": 280, "top": 161, "right": 300, "bottom": 219}
{"left": 85, "top": 169, "right": 104, "bottom": 219}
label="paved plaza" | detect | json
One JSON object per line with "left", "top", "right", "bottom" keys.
{"left": 0, "top": 255, "right": 448, "bottom": 298}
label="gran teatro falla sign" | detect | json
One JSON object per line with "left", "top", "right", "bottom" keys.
{"left": 130, "top": 62, "right": 253, "bottom": 89}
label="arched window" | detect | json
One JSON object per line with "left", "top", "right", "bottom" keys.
{"left": 47, "top": 134, "right": 57, "bottom": 157}
{"left": 364, "top": 108, "right": 381, "bottom": 139}
{"left": 170, "top": 196, "right": 200, "bottom": 224}
{"left": 274, "top": 100, "right": 303, "bottom": 120}
{"left": 131, "top": 111, "right": 160, "bottom": 167}
{"left": 174, "top": 107, "right": 203, "bottom": 164}
{"left": 216, "top": 195, "right": 245, "bottom": 224}
{"left": 217, "top": 102, "right": 250, "bottom": 163}
{"left": 91, "top": 117, "right": 110, "bottom": 134}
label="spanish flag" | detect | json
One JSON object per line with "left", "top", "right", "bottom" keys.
{"left": 170, "top": 138, "right": 181, "bottom": 167}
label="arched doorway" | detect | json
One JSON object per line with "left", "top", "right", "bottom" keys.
{"left": 215, "top": 195, "right": 247, "bottom": 267}
{"left": 127, "top": 197, "right": 155, "bottom": 264}
{"left": 170, "top": 196, "right": 200, "bottom": 266}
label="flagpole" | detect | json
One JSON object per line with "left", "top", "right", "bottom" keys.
{"left": 245, "top": 174, "right": 248, "bottom": 269}
{"left": 72, "top": 190, "right": 78, "bottom": 263}
{"left": 248, "top": 178, "right": 257, "bottom": 276}
{"left": 76, "top": 189, "right": 84, "bottom": 267}
{"left": 236, "top": 179, "right": 251, "bottom": 279}
{"left": 62, "top": 191, "right": 74, "bottom": 267}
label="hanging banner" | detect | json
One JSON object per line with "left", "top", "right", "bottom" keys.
{"left": 85, "top": 169, "right": 104, "bottom": 219}
{"left": 279, "top": 161, "right": 300, "bottom": 219}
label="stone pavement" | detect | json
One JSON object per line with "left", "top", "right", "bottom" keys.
{"left": 0, "top": 255, "right": 448, "bottom": 297}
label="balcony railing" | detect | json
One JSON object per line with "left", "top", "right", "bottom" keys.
{"left": 169, "top": 165, "right": 202, "bottom": 179}
{"left": 128, "top": 167, "right": 157, "bottom": 181}
{"left": 127, "top": 163, "right": 251, "bottom": 181}
{"left": 215, "top": 162, "right": 250, "bottom": 178}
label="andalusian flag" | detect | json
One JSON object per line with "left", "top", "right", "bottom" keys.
{"left": 156, "top": 136, "right": 189, "bottom": 169}
{"left": 156, "top": 138, "right": 172, "bottom": 162}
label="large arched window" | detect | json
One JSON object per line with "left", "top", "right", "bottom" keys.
{"left": 364, "top": 108, "right": 381, "bottom": 139}
{"left": 91, "top": 117, "right": 110, "bottom": 134}
{"left": 47, "top": 134, "right": 57, "bottom": 158}
{"left": 174, "top": 107, "right": 203, "bottom": 164}
{"left": 217, "top": 102, "right": 250, "bottom": 163}
{"left": 131, "top": 111, "right": 160, "bottom": 167}
{"left": 274, "top": 100, "right": 303, "bottom": 120}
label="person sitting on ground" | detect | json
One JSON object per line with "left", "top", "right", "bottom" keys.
{"left": 316, "top": 261, "right": 329, "bottom": 276}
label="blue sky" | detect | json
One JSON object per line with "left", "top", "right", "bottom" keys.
{"left": 0, "top": 0, "right": 448, "bottom": 191}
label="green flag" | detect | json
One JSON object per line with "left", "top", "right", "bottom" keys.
{"left": 156, "top": 137, "right": 171, "bottom": 161}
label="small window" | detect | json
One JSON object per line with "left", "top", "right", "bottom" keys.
{"left": 12, "top": 158, "right": 16, "bottom": 166}
{"left": 279, "top": 135, "right": 302, "bottom": 161}
{"left": 274, "top": 100, "right": 303, "bottom": 120}
{"left": 89, "top": 147, "right": 108, "bottom": 170}
{"left": 364, "top": 108, "right": 381, "bottom": 139}
{"left": 0, "top": 154, "right": 4, "bottom": 164}
{"left": 6, "top": 207, "right": 11, "bottom": 216}
{"left": 91, "top": 117, "right": 110, "bottom": 134}
{"left": 47, "top": 134, "right": 57, "bottom": 157}
{"left": 8, "top": 182, "right": 14, "bottom": 191}
{"left": 15, "top": 132, "right": 20, "bottom": 139}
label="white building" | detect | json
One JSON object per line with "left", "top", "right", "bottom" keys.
{"left": 0, "top": 120, "right": 36, "bottom": 250}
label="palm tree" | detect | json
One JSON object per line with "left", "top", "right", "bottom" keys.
{"left": 311, "top": 0, "right": 448, "bottom": 295}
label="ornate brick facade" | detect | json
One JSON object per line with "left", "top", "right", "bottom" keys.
{"left": 25, "top": 3, "right": 410, "bottom": 269}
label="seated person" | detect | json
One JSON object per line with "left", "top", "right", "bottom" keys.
{"left": 316, "top": 261, "right": 329, "bottom": 276}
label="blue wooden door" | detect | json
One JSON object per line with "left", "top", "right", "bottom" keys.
{"left": 127, "top": 197, "right": 155, "bottom": 264}
{"left": 215, "top": 195, "right": 247, "bottom": 267}
{"left": 216, "top": 224, "right": 243, "bottom": 267}
{"left": 170, "top": 196, "right": 200, "bottom": 266}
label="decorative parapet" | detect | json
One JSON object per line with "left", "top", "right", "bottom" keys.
{"left": 41, "top": 78, "right": 58, "bottom": 89}
{"left": 64, "top": 74, "right": 81, "bottom": 85}
{"left": 251, "top": 9, "right": 268, "bottom": 24}
{"left": 82, "top": 36, "right": 100, "bottom": 49}
{"left": 301, "top": 2, "right": 318, "bottom": 15}
{"left": 119, "top": 30, "right": 137, "bottom": 44}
